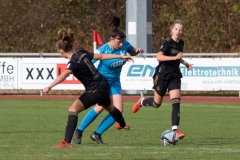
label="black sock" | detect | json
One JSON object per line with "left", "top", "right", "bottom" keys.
{"left": 64, "top": 113, "right": 78, "bottom": 143}
{"left": 142, "top": 97, "right": 154, "bottom": 106}
{"left": 142, "top": 97, "right": 161, "bottom": 108}
{"left": 110, "top": 107, "right": 126, "bottom": 127}
{"left": 171, "top": 98, "right": 180, "bottom": 126}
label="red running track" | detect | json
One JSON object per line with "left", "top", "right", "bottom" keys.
{"left": 0, "top": 95, "right": 240, "bottom": 103}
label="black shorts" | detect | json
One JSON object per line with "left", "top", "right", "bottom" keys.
{"left": 79, "top": 89, "right": 111, "bottom": 110}
{"left": 152, "top": 75, "right": 181, "bottom": 96}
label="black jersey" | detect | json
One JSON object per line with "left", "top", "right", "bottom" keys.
{"left": 67, "top": 50, "right": 109, "bottom": 91}
{"left": 155, "top": 37, "right": 184, "bottom": 80}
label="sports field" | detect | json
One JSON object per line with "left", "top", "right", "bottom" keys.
{"left": 0, "top": 97, "right": 240, "bottom": 160}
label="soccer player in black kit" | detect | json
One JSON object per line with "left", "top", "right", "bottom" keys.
{"left": 132, "top": 19, "right": 193, "bottom": 139}
{"left": 43, "top": 28, "right": 133, "bottom": 148}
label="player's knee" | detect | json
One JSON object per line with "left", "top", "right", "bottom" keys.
{"left": 102, "top": 105, "right": 113, "bottom": 113}
{"left": 118, "top": 109, "right": 123, "bottom": 113}
{"left": 171, "top": 98, "right": 180, "bottom": 104}
{"left": 115, "top": 106, "right": 123, "bottom": 112}
{"left": 152, "top": 101, "right": 161, "bottom": 108}
{"left": 94, "top": 105, "right": 104, "bottom": 113}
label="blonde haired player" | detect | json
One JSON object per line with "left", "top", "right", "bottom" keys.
{"left": 132, "top": 19, "right": 193, "bottom": 139}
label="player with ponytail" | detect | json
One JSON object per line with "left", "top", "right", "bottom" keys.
{"left": 74, "top": 16, "right": 144, "bottom": 145}
{"left": 44, "top": 28, "right": 133, "bottom": 148}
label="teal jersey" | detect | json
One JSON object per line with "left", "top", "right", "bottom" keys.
{"left": 93, "top": 40, "right": 134, "bottom": 81}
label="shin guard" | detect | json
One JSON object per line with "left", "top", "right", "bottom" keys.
{"left": 110, "top": 107, "right": 126, "bottom": 127}
{"left": 64, "top": 112, "right": 78, "bottom": 143}
{"left": 171, "top": 98, "right": 180, "bottom": 126}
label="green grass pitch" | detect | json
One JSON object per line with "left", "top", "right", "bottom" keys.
{"left": 0, "top": 98, "right": 240, "bottom": 160}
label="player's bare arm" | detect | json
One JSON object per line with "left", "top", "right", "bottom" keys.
{"left": 129, "top": 48, "right": 144, "bottom": 56}
{"left": 156, "top": 51, "right": 182, "bottom": 61}
{"left": 93, "top": 53, "right": 134, "bottom": 63}
{"left": 180, "top": 58, "right": 193, "bottom": 70}
{"left": 43, "top": 69, "right": 72, "bottom": 94}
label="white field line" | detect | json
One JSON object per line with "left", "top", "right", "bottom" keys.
{"left": 11, "top": 149, "right": 240, "bottom": 158}
{"left": 181, "top": 103, "right": 239, "bottom": 109}
{"left": 1, "top": 145, "right": 240, "bottom": 154}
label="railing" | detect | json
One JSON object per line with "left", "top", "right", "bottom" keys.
{"left": 1, "top": 52, "right": 240, "bottom": 57}
{"left": 1, "top": 52, "right": 240, "bottom": 97}
{"left": 0, "top": 53, "right": 60, "bottom": 57}
{"left": 141, "top": 53, "right": 240, "bottom": 57}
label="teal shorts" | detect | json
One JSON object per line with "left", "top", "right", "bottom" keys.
{"left": 107, "top": 79, "right": 122, "bottom": 95}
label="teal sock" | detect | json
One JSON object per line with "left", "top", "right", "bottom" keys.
{"left": 96, "top": 114, "right": 115, "bottom": 135}
{"left": 77, "top": 108, "right": 98, "bottom": 131}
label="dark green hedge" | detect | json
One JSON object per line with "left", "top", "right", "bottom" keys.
{"left": 0, "top": 0, "right": 239, "bottom": 53}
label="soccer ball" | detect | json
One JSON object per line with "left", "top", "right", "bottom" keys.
{"left": 161, "top": 130, "right": 179, "bottom": 146}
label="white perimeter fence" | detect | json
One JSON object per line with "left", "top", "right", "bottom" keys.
{"left": 1, "top": 53, "right": 240, "bottom": 97}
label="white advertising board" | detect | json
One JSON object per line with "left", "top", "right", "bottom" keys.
{"left": 0, "top": 58, "right": 18, "bottom": 89}
{"left": 120, "top": 58, "right": 157, "bottom": 90}
{"left": 121, "top": 58, "right": 240, "bottom": 91}
{"left": 180, "top": 58, "right": 220, "bottom": 91}
{"left": 217, "top": 58, "right": 240, "bottom": 90}
{"left": 18, "top": 58, "right": 85, "bottom": 90}
{"left": 1, "top": 57, "right": 240, "bottom": 91}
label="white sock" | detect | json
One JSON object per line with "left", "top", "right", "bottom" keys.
{"left": 140, "top": 98, "right": 145, "bottom": 105}
{"left": 172, "top": 125, "right": 178, "bottom": 130}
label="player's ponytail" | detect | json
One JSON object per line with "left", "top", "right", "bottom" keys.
{"left": 56, "top": 28, "right": 75, "bottom": 52}
{"left": 108, "top": 16, "right": 125, "bottom": 40}
{"left": 109, "top": 16, "right": 121, "bottom": 28}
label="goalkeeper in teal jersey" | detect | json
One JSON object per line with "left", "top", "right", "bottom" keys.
{"left": 73, "top": 17, "right": 144, "bottom": 144}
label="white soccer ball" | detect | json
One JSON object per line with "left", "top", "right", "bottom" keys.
{"left": 161, "top": 130, "right": 179, "bottom": 146}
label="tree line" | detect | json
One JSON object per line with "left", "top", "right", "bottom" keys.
{"left": 0, "top": 0, "right": 239, "bottom": 53}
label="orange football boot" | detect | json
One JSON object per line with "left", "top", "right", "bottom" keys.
{"left": 132, "top": 98, "right": 144, "bottom": 113}
{"left": 53, "top": 140, "right": 73, "bottom": 148}
{"left": 114, "top": 123, "right": 131, "bottom": 130}
{"left": 175, "top": 130, "right": 185, "bottom": 139}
